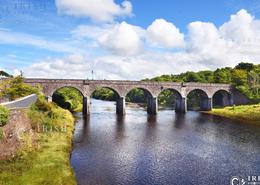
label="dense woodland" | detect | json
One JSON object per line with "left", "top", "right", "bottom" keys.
{"left": 0, "top": 62, "right": 259, "bottom": 111}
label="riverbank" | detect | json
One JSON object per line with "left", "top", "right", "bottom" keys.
{"left": 204, "top": 104, "right": 260, "bottom": 125}
{"left": 0, "top": 109, "right": 33, "bottom": 160}
{"left": 0, "top": 97, "right": 77, "bottom": 185}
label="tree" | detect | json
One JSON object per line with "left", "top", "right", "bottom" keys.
{"left": 213, "top": 68, "right": 232, "bottom": 83}
{"left": 248, "top": 71, "right": 260, "bottom": 97}
{"left": 235, "top": 62, "right": 254, "bottom": 71}
{"left": 0, "top": 71, "right": 12, "bottom": 78}
{"left": 184, "top": 72, "right": 202, "bottom": 82}
{"left": 231, "top": 69, "right": 248, "bottom": 86}
{"left": 1, "top": 76, "right": 39, "bottom": 100}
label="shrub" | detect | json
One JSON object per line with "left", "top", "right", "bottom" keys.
{"left": 0, "top": 128, "right": 3, "bottom": 140}
{"left": 0, "top": 105, "right": 9, "bottom": 127}
{"left": 1, "top": 76, "right": 40, "bottom": 100}
{"left": 52, "top": 87, "right": 83, "bottom": 112}
{"left": 28, "top": 95, "right": 74, "bottom": 130}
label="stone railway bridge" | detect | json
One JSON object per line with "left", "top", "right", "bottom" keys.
{"left": 24, "top": 78, "right": 247, "bottom": 116}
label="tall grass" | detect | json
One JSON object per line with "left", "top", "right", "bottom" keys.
{"left": 0, "top": 95, "right": 76, "bottom": 185}
{"left": 0, "top": 128, "right": 3, "bottom": 141}
{"left": 0, "top": 105, "right": 9, "bottom": 127}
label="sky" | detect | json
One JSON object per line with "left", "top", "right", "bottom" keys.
{"left": 0, "top": 0, "right": 260, "bottom": 80}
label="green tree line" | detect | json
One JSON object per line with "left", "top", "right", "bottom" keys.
{"left": 0, "top": 62, "right": 259, "bottom": 112}
{"left": 147, "top": 62, "right": 260, "bottom": 101}
{"left": 92, "top": 62, "right": 260, "bottom": 105}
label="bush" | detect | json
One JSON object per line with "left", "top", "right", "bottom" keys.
{"left": 1, "top": 76, "right": 40, "bottom": 100}
{"left": 0, "top": 128, "right": 3, "bottom": 140}
{"left": 0, "top": 105, "right": 9, "bottom": 127}
{"left": 52, "top": 87, "right": 83, "bottom": 112}
{"left": 28, "top": 95, "right": 74, "bottom": 129}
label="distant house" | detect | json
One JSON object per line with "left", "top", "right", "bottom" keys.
{"left": 0, "top": 71, "right": 12, "bottom": 79}
{"left": 0, "top": 76, "right": 8, "bottom": 79}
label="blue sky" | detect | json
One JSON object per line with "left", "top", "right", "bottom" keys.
{"left": 0, "top": 0, "right": 260, "bottom": 79}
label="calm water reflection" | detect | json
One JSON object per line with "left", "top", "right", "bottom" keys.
{"left": 71, "top": 99, "right": 260, "bottom": 185}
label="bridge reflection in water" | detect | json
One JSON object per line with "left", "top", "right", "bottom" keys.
{"left": 71, "top": 99, "right": 260, "bottom": 185}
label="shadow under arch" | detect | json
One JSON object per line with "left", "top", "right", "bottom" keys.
{"left": 187, "top": 88, "right": 211, "bottom": 111}
{"left": 158, "top": 88, "right": 182, "bottom": 111}
{"left": 52, "top": 86, "right": 84, "bottom": 112}
{"left": 125, "top": 87, "right": 155, "bottom": 114}
{"left": 90, "top": 86, "right": 122, "bottom": 114}
{"left": 213, "top": 90, "right": 232, "bottom": 108}
{"left": 91, "top": 86, "right": 120, "bottom": 101}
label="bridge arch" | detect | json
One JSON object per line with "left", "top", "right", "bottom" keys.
{"left": 125, "top": 87, "right": 154, "bottom": 99}
{"left": 125, "top": 87, "right": 156, "bottom": 114}
{"left": 160, "top": 88, "right": 182, "bottom": 97}
{"left": 49, "top": 85, "right": 84, "bottom": 98}
{"left": 158, "top": 88, "right": 182, "bottom": 110}
{"left": 88, "top": 86, "right": 123, "bottom": 114}
{"left": 51, "top": 86, "right": 84, "bottom": 112}
{"left": 186, "top": 88, "right": 210, "bottom": 98}
{"left": 212, "top": 89, "right": 233, "bottom": 107}
{"left": 186, "top": 89, "right": 211, "bottom": 111}
{"left": 51, "top": 86, "right": 84, "bottom": 97}
{"left": 89, "top": 86, "right": 121, "bottom": 98}
{"left": 90, "top": 86, "right": 120, "bottom": 99}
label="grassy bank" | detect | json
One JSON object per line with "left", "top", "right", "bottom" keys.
{"left": 0, "top": 96, "right": 76, "bottom": 185}
{"left": 207, "top": 104, "right": 260, "bottom": 125}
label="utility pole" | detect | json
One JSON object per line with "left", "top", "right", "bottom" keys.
{"left": 20, "top": 70, "right": 24, "bottom": 77}
{"left": 91, "top": 70, "right": 94, "bottom": 80}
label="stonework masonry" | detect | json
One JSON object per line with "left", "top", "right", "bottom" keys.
{"left": 24, "top": 78, "right": 248, "bottom": 116}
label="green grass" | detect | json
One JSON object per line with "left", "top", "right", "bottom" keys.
{"left": 0, "top": 96, "right": 76, "bottom": 185}
{"left": 209, "top": 104, "right": 260, "bottom": 125}
{"left": 0, "top": 128, "right": 3, "bottom": 141}
{"left": 0, "top": 132, "right": 76, "bottom": 185}
{"left": 0, "top": 105, "right": 9, "bottom": 127}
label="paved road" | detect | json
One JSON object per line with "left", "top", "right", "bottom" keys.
{"left": 0, "top": 94, "right": 38, "bottom": 109}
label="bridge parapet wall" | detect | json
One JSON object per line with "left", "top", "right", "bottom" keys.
{"left": 24, "top": 79, "right": 234, "bottom": 99}
{"left": 24, "top": 78, "right": 247, "bottom": 115}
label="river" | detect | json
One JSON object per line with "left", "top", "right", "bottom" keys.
{"left": 71, "top": 99, "right": 260, "bottom": 185}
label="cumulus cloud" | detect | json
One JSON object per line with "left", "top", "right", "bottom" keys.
{"left": 186, "top": 21, "right": 232, "bottom": 66}
{"left": 24, "top": 55, "right": 91, "bottom": 79}
{"left": 23, "top": 52, "right": 208, "bottom": 80}
{"left": 97, "top": 22, "right": 144, "bottom": 55}
{"left": 72, "top": 22, "right": 145, "bottom": 55}
{"left": 21, "top": 9, "right": 260, "bottom": 79}
{"left": 185, "top": 9, "right": 260, "bottom": 67}
{"left": 55, "top": 0, "right": 132, "bottom": 22}
{"left": 219, "top": 9, "right": 256, "bottom": 43}
{"left": 147, "top": 19, "right": 185, "bottom": 48}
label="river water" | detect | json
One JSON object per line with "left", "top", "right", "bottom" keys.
{"left": 71, "top": 99, "right": 260, "bottom": 185}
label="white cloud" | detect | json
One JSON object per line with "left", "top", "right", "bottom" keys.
{"left": 186, "top": 9, "right": 260, "bottom": 67}
{"left": 20, "top": 9, "right": 260, "bottom": 80}
{"left": 23, "top": 52, "right": 210, "bottom": 80}
{"left": 219, "top": 9, "right": 256, "bottom": 43}
{"left": 97, "top": 22, "right": 144, "bottom": 55}
{"left": 147, "top": 19, "right": 185, "bottom": 48}
{"left": 55, "top": 0, "right": 132, "bottom": 22}
{"left": 186, "top": 21, "right": 232, "bottom": 66}
{"left": 24, "top": 55, "right": 91, "bottom": 79}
